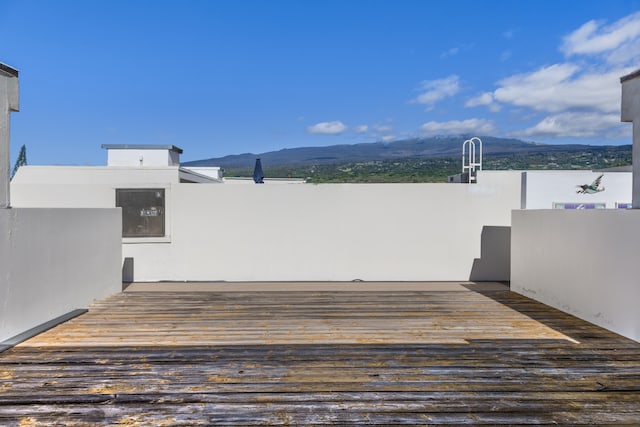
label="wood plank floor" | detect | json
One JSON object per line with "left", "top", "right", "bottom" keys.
{"left": 1, "top": 282, "right": 639, "bottom": 425}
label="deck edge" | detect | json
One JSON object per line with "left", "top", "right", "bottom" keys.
{"left": 0, "top": 309, "right": 88, "bottom": 353}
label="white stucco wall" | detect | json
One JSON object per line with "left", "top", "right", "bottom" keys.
{"left": 12, "top": 165, "right": 181, "bottom": 186}
{"left": 511, "top": 209, "right": 640, "bottom": 342}
{"left": 107, "top": 148, "right": 180, "bottom": 167}
{"left": 0, "top": 208, "right": 122, "bottom": 341}
{"left": 124, "top": 177, "right": 521, "bottom": 281}
{"left": 522, "top": 171, "right": 631, "bottom": 209}
{"left": 11, "top": 168, "right": 522, "bottom": 282}
{"left": 11, "top": 169, "right": 523, "bottom": 282}
{"left": 10, "top": 184, "right": 118, "bottom": 208}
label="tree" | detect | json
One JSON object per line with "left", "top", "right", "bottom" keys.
{"left": 10, "top": 144, "right": 27, "bottom": 180}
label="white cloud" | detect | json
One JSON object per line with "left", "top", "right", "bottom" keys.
{"left": 440, "top": 47, "right": 459, "bottom": 58}
{"left": 365, "top": 122, "right": 395, "bottom": 141}
{"left": 462, "top": 11, "right": 640, "bottom": 142}
{"left": 354, "top": 125, "right": 369, "bottom": 133}
{"left": 513, "top": 112, "right": 627, "bottom": 138}
{"left": 413, "top": 75, "right": 460, "bottom": 110}
{"left": 440, "top": 43, "right": 474, "bottom": 59}
{"left": 465, "top": 92, "right": 494, "bottom": 107}
{"left": 306, "top": 121, "right": 348, "bottom": 135}
{"left": 419, "top": 118, "right": 496, "bottom": 137}
{"left": 606, "top": 36, "right": 640, "bottom": 65}
{"left": 491, "top": 64, "right": 623, "bottom": 114}
{"left": 465, "top": 92, "right": 501, "bottom": 112}
{"left": 373, "top": 124, "right": 393, "bottom": 133}
{"left": 500, "top": 50, "right": 512, "bottom": 62}
{"left": 562, "top": 12, "right": 640, "bottom": 60}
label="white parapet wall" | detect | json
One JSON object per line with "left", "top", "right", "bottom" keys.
{"left": 124, "top": 178, "right": 521, "bottom": 282}
{"left": 511, "top": 209, "right": 640, "bottom": 342}
{"left": 11, "top": 168, "right": 523, "bottom": 282}
{"left": 0, "top": 208, "right": 122, "bottom": 342}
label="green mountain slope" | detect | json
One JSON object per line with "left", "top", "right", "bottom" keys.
{"left": 183, "top": 136, "right": 560, "bottom": 168}
{"left": 183, "top": 136, "right": 632, "bottom": 183}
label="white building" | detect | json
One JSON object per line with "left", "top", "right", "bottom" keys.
{"left": 10, "top": 142, "right": 633, "bottom": 285}
{"left": 519, "top": 169, "right": 631, "bottom": 209}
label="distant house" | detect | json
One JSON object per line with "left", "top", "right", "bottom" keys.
{"left": 11, "top": 144, "right": 222, "bottom": 243}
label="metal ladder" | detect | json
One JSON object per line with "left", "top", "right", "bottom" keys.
{"left": 462, "top": 137, "right": 482, "bottom": 183}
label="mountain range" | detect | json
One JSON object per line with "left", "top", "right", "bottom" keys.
{"left": 182, "top": 136, "right": 629, "bottom": 169}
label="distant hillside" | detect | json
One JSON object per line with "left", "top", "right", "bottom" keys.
{"left": 182, "top": 136, "right": 608, "bottom": 169}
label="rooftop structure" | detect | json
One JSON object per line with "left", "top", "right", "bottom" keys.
{"left": 1, "top": 64, "right": 639, "bottom": 423}
{"left": 102, "top": 144, "right": 183, "bottom": 167}
{"left": 621, "top": 69, "right": 640, "bottom": 207}
{"left": 99, "top": 143, "right": 223, "bottom": 182}
{"left": 0, "top": 62, "right": 19, "bottom": 208}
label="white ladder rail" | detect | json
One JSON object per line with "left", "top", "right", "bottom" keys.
{"left": 461, "top": 137, "right": 482, "bottom": 183}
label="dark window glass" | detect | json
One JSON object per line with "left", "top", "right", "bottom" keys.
{"left": 116, "top": 189, "right": 165, "bottom": 237}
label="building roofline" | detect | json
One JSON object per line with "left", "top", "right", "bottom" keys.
{"left": 101, "top": 144, "right": 183, "bottom": 154}
{"left": 0, "top": 62, "right": 18, "bottom": 78}
{"left": 178, "top": 167, "right": 223, "bottom": 183}
{"left": 620, "top": 69, "right": 640, "bottom": 83}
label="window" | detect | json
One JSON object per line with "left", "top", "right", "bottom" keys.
{"left": 116, "top": 189, "right": 165, "bottom": 237}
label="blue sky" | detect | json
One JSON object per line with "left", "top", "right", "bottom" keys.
{"left": 1, "top": 0, "right": 640, "bottom": 165}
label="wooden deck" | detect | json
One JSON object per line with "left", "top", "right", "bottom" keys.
{"left": 1, "top": 282, "right": 639, "bottom": 425}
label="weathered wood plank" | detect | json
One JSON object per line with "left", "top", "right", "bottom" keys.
{"left": 1, "top": 402, "right": 640, "bottom": 425}
{"left": 1, "top": 285, "right": 639, "bottom": 424}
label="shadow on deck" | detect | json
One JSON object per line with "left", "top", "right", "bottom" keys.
{"left": 1, "top": 282, "right": 638, "bottom": 425}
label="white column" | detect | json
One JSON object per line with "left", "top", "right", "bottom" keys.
{"left": 0, "top": 64, "right": 19, "bottom": 209}
{"left": 634, "top": 121, "right": 640, "bottom": 209}
{"left": 621, "top": 70, "right": 640, "bottom": 209}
